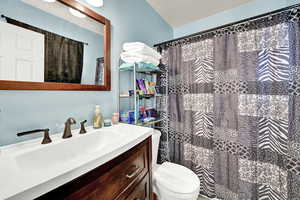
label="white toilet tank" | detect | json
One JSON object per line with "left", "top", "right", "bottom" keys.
{"left": 152, "top": 129, "right": 161, "bottom": 167}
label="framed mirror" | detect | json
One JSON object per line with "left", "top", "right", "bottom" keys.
{"left": 0, "top": 0, "right": 111, "bottom": 90}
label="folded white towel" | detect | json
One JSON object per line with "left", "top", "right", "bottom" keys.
{"left": 121, "top": 51, "right": 160, "bottom": 66}
{"left": 123, "top": 42, "right": 162, "bottom": 60}
{"left": 126, "top": 48, "right": 162, "bottom": 60}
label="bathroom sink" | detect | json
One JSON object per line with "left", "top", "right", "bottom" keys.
{"left": 14, "top": 130, "right": 121, "bottom": 171}
{"left": 0, "top": 124, "right": 153, "bottom": 200}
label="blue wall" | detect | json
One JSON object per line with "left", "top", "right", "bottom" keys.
{"left": 174, "top": 0, "right": 300, "bottom": 38}
{"left": 0, "top": 0, "right": 172, "bottom": 146}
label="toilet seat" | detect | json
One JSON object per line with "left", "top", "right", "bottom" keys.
{"left": 153, "top": 162, "right": 200, "bottom": 199}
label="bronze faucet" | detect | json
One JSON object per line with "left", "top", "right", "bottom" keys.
{"left": 17, "top": 129, "right": 52, "bottom": 144}
{"left": 63, "top": 118, "right": 76, "bottom": 139}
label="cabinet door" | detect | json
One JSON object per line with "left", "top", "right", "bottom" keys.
{"left": 124, "top": 175, "right": 150, "bottom": 200}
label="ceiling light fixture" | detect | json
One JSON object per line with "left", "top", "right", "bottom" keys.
{"left": 43, "top": 0, "right": 57, "bottom": 2}
{"left": 86, "top": 0, "right": 103, "bottom": 7}
{"left": 69, "top": 8, "right": 86, "bottom": 18}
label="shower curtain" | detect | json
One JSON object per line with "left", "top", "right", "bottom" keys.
{"left": 158, "top": 7, "right": 300, "bottom": 200}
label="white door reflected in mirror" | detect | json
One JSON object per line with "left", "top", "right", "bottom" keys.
{"left": 0, "top": 22, "right": 44, "bottom": 82}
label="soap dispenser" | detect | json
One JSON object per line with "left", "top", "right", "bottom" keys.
{"left": 93, "top": 105, "right": 103, "bottom": 129}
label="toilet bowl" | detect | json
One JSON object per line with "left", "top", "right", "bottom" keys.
{"left": 152, "top": 130, "right": 200, "bottom": 200}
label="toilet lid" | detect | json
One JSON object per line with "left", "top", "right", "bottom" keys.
{"left": 154, "top": 162, "right": 200, "bottom": 194}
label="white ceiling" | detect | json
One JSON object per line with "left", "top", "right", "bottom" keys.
{"left": 146, "top": 0, "right": 255, "bottom": 28}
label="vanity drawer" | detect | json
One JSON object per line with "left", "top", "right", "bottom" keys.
{"left": 124, "top": 174, "right": 150, "bottom": 200}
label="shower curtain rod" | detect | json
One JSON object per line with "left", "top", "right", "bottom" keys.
{"left": 154, "top": 2, "right": 300, "bottom": 47}
{"left": 1, "top": 14, "right": 89, "bottom": 46}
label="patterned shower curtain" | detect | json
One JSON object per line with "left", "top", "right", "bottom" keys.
{"left": 158, "top": 7, "right": 300, "bottom": 200}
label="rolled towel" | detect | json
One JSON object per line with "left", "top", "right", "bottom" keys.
{"left": 121, "top": 51, "right": 160, "bottom": 66}
{"left": 123, "top": 42, "right": 162, "bottom": 60}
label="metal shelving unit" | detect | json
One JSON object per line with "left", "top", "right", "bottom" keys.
{"left": 118, "top": 63, "right": 164, "bottom": 127}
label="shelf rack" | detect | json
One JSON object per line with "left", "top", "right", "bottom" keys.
{"left": 118, "top": 62, "right": 164, "bottom": 127}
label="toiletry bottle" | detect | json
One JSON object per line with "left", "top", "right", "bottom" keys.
{"left": 104, "top": 119, "right": 112, "bottom": 127}
{"left": 112, "top": 113, "right": 119, "bottom": 124}
{"left": 93, "top": 105, "right": 103, "bottom": 129}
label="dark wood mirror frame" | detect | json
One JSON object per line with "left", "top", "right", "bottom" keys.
{"left": 0, "top": 0, "right": 111, "bottom": 91}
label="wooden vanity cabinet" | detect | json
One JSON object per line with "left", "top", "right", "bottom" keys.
{"left": 37, "top": 137, "right": 153, "bottom": 200}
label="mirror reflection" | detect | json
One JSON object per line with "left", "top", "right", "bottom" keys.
{"left": 0, "top": 0, "right": 105, "bottom": 85}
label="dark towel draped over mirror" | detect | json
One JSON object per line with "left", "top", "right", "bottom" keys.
{"left": 5, "top": 17, "right": 84, "bottom": 84}
{"left": 45, "top": 34, "right": 84, "bottom": 84}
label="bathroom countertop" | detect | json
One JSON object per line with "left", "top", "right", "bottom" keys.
{"left": 0, "top": 124, "right": 153, "bottom": 200}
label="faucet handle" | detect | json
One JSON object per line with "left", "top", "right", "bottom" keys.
{"left": 41, "top": 129, "right": 52, "bottom": 144}
{"left": 17, "top": 129, "right": 52, "bottom": 144}
{"left": 80, "top": 120, "right": 87, "bottom": 134}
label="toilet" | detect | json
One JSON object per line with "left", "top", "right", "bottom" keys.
{"left": 152, "top": 130, "right": 200, "bottom": 200}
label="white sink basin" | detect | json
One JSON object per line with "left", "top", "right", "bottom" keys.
{"left": 15, "top": 130, "right": 122, "bottom": 172}
{"left": 0, "top": 124, "right": 153, "bottom": 200}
